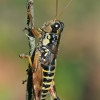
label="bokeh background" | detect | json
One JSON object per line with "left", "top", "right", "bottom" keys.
{"left": 0, "top": 0, "right": 100, "bottom": 100}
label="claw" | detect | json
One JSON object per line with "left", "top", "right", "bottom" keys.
{"left": 19, "top": 53, "right": 26, "bottom": 58}
{"left": 23, "top": 27, "right": 28, "bottom": 31}
{"left": 22, "top": 80, "right": 27, "bottom": 84}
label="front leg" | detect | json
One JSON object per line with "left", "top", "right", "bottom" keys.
{"left": 19, "top": 51, "right": 41, "bottom": 72}
{"left": 27, "top": 2, "right": 41, "bottom": 39}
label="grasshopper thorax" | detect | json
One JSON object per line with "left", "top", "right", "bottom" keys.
{"left": 39, "top": 20, "right": 64, "bottom": 54}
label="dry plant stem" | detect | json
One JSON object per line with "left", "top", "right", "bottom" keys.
{"left": 25, "top": 0, "right": 35, "bottom": 100}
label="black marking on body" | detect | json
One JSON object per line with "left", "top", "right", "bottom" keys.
{"left": 42, "top": 32, "right": 58, "bottom": 46}
{"left": 43, "top": 78, "right": 52, "bottom": 83}
{"left": 42, "top": 90, "right": 48, "bottom": 93}
{"left": 42, "top": 84, "right": 50, "bottom": 88}
{"left": 42, "top": 64, "right": 55, "bottom": 71}
{"left": 43, "top": 72, "right": 54, "bottom": 77}
{"left": 51, "top": 57, "right": 56, "bottom": 65}
{"left": 42, "top": 94, "right": 47, "bottom": 98}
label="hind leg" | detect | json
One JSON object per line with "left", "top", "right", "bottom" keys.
{"left": 49, "top": 80, "right": 60, "bottom": 100}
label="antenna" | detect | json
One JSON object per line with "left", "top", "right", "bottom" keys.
{"left": 58, "top": 0, "right": 73, "bottom": 19}
{"left": 55, "top": 0, "right": 58, "bottom": 19}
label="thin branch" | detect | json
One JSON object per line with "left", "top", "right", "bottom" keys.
{"left": 24, "top": 0, "right": 35, "bottom": 100}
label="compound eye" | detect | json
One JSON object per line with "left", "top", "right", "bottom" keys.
{"left": 54, "top": 23, "right": 60, "bottom": 29}
{"left": 51, "top": 22, "right": 61, "bottom": 33}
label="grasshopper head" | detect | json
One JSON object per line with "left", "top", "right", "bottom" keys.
{"left": 41, "top": 20, "right": 64, "bottom": 34}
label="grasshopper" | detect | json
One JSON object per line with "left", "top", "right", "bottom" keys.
{"left": 19, "top": 0, "right": 72, "bottom": 100}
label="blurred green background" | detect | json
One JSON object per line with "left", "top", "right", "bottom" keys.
{"left": 0, "top": 0, "right": 100, "bottom": 100}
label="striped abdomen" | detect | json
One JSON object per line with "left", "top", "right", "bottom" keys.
{"left": 41, "top": 64, "right": 55, "bottom": 100}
